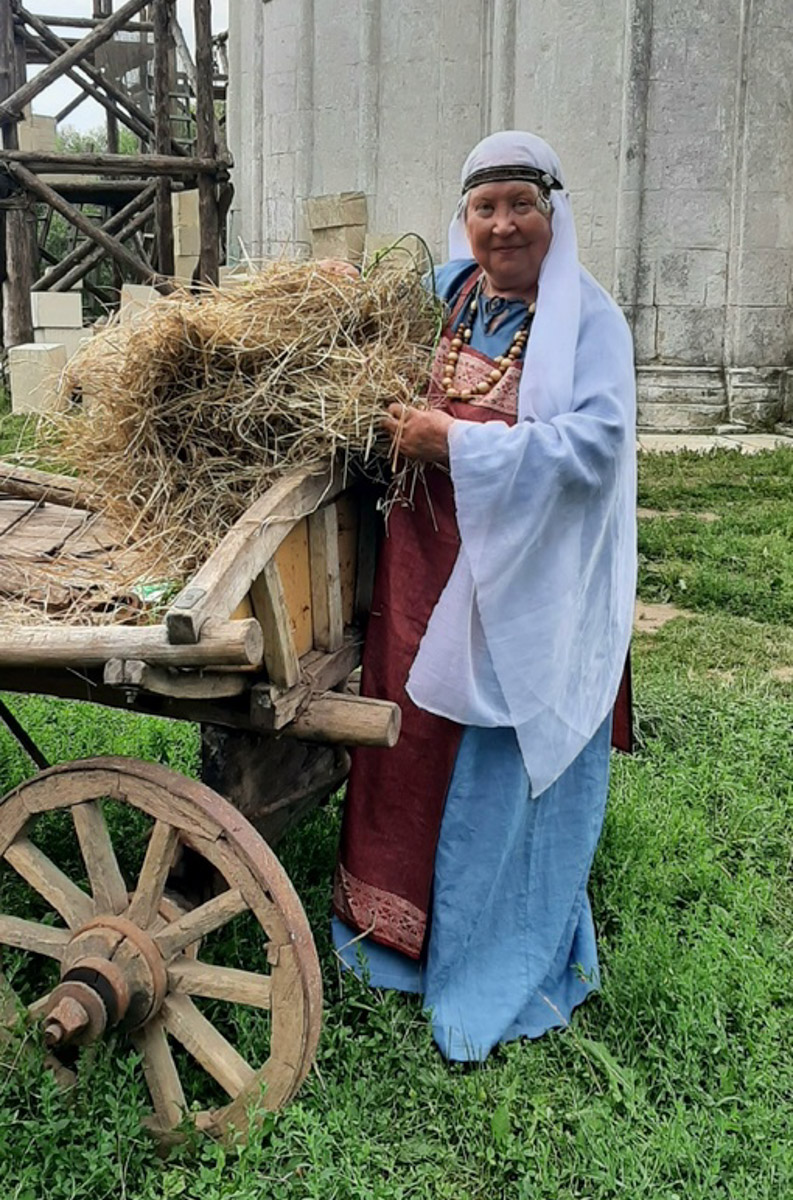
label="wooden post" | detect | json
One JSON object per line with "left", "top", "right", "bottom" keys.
{"left": 94, "top": 0, "right": 123, "bottom": 296}
{"left": 193, "top": 0, "right": 218, "bottom": 285}
{"left": 153, "top": 0, "right": 175, "bottom": 276}
{"left": 1, "top": 2, "right": 33, "bottom": 347}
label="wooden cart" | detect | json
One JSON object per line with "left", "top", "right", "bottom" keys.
{"left": 0, "top": 460, "right": 396, "bottom": 1142}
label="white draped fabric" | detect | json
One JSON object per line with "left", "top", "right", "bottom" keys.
{"left": 407, "top": 132, "right": 637, "bottom": 796}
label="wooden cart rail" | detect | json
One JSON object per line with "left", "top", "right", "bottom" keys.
{"left": 0, "top": 459, "right": 396, "bottom": 750}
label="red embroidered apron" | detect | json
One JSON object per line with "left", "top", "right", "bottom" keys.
{"left": 334, "top": 270, "right": 632, "bottom": 958}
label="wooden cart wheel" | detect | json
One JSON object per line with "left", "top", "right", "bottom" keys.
{"left": 0, "top": 757, "right": 322, "bottom": 1142}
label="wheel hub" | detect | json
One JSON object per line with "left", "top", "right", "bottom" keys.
{"left": 43, "top": 916, "right": 167, "bottom": 1047}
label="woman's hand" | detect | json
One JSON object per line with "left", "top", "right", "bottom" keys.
{"left": 315, "top": 259, "right": 360, "bottom": 281}
{"left": 381, "top": 403, "right": 455, "bottom": 464}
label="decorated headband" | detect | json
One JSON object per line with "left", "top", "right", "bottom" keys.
{"left": 461, "top": 165, "right": 564, "bottom": 195}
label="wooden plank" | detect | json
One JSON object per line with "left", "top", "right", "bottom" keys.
{"left": 167, "top": 958, "right": 272, "bottom": 1010}
{"left": 0, "top": 499, "right": 36, "bottom": 537}
{"left": 273, "top": 519, "right": 313, "bottom": 657}
{"left": 250, "top": 635, "right": 362, "bottom": 731}
{"left": 165, "top": 465, "right": 344, "bottom": 645}
{"left": 335, "top": 492, "right": 359, "bottom": 626}
{"left": 103, "top": 659, "right": 250, "bottom": 701}
{"left": 0, "top": 461, "right": 92, "bottom": 510}
{"left": 250, "top": 561, "right": 300, "bottom": 690}
{"left": 0, "top": 617, "right": 263, "bottom": 669}
{"left": 54, "top": 202, "right": 156, "bottom": 294}
{"left": 308, "top": 505, "right": 344, "bottom": 652}
{"left": 7, "top": 506, "right": 90, "bottom": 557}
{"left": 60, "top": 514, "right": 127, "bottom": 556}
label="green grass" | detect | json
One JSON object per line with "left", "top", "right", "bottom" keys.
{"left": 638, "top": 449, "right": 793, "bottom": 623}
{"left": 0, "top": 449, "right": 791, "bottom": 1198}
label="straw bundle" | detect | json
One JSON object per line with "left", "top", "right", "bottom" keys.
{"left": 52, "top": 260, "right": 442, "bottom": 584}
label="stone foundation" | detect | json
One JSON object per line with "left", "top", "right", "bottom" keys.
{"left": 637, "top": 366, "right": 791, "bottom": 433}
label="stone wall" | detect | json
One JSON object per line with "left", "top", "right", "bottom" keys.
{"left": 227, "top": 0, "right": 792, "bottom": 431}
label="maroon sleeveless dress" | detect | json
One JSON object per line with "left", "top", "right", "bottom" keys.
{"left": 334, "top": 270, "right": 632, "bottom": 958}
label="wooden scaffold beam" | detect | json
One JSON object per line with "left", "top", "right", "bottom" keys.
{"left": 5, "top": 161, "right": 174, "bottom": 293}
{"left": 15, "top": 4, "right": 187, "bottom": 158}
{"left": 0, "top": 0, "right": 161, "bottom": 124}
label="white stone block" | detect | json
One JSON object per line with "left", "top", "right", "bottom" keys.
{"left": 173, "top": 256, "right": 199, "bottom": 284}
{"left": 119, "top": 283, "right": 161, "bottom": 321}
{"left": 736, "top": 250, "right": 792, "bottom": 307}
{"left": 172, "top": 190, "right": 201, "bottom": 257}
{"left": 219, "top": 267, "right": 253, "bottom": 290}
{"left": 33, "top": 327, "right": 89, "bottom": 360}
{"left": 18, "top": 107, "right": 57, "bottom": 154}
{"left": 8, "top": 343, "right": 68, "bottom": 415}
{"left": 30, "top": 290, "right": 83, "bottom": 329}
{"left": 656, "top": 307, "right": 725, "bottom": 366}
{"left": 306, "top": 192, "right": 368, "bottom": 231}
{"left": 655, "top": 250, "right": 727, "bottom": 307}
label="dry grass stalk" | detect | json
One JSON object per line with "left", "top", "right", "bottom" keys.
{"left": 48, "top": 260, "right": 441, "bottom": 588}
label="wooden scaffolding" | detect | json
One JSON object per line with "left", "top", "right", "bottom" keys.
{"left": 0, "top": 0, "right": 230, "bottom": 348}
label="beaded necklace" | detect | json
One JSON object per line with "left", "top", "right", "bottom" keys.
{"left": 441, "top": 279, "right": 536, "bottom": 402}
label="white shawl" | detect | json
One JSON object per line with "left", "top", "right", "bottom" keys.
{"left": 407, "top": 131, "right": 637, "bottom": 796}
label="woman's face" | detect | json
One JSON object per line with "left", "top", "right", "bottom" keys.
{"left": 464, "top": 181, "right": 552, "bottom": 296}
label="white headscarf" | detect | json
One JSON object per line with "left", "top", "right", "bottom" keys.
{"left": 407, "top": 131, "right": 637, "bottom": 796}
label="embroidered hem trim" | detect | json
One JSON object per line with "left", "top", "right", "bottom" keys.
{"left": 333, "top": 862, "right": 426, "bottom": 959}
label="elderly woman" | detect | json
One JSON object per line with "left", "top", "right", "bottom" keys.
{"left": 332, "top": 131, "right": 637, "bottom": 1061}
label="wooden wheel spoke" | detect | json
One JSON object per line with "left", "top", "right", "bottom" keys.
{"left": 167, "top": 957, "right": 272, "bottom": 1010}
{"left": 154, "top": 888, "right": 248, "bottom": 961}
{"left": 132, "top": 1016, "right": 187, "bottom": 1130}
{"left": 71, "top": 800, "right": 128, "bottom": 915}
{"left": 161, "top": 993, "right": 256, "bottom": 1099}
{"left": 127, "top": 821, "right": 180, "bottom": 928}
{"left": 0, "top": 914, "right": 70, "bottom": 959}
{"left": 0, "top": 968, "right": 20, "bottom": 1026}
{"left": 3, "top": 838, "right": 93, "bottom": 928}
{"left": 28, "top": 990, "right": 54, "bottom": 1020}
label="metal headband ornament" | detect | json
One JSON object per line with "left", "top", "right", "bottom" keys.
{"left": 461, "top": 165, "right": 564, "bottom": 195}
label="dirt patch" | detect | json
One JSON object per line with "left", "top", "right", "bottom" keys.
{"left": 770, "top": 666, "right": 793, "bottom": 683}
{"left": 634, "top": 602, "right": 694, "bottom": 633}
{"left": 637, "top": 508, "right": 720, "bottom": 523}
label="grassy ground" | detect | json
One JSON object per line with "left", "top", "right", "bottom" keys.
{"left": 0, "top": 449, "right": 791, "bottom": 1199}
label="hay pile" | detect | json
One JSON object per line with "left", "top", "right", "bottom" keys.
{"left": 53, "top": 260, "right": 442, "bottom": 584}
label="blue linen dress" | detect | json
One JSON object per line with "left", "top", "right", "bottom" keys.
{"left": 332, "top": 262, "right": 614, "bottom": 1060}
{"left": 333, "top": 718, "right": 611, "bottom": 1061}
